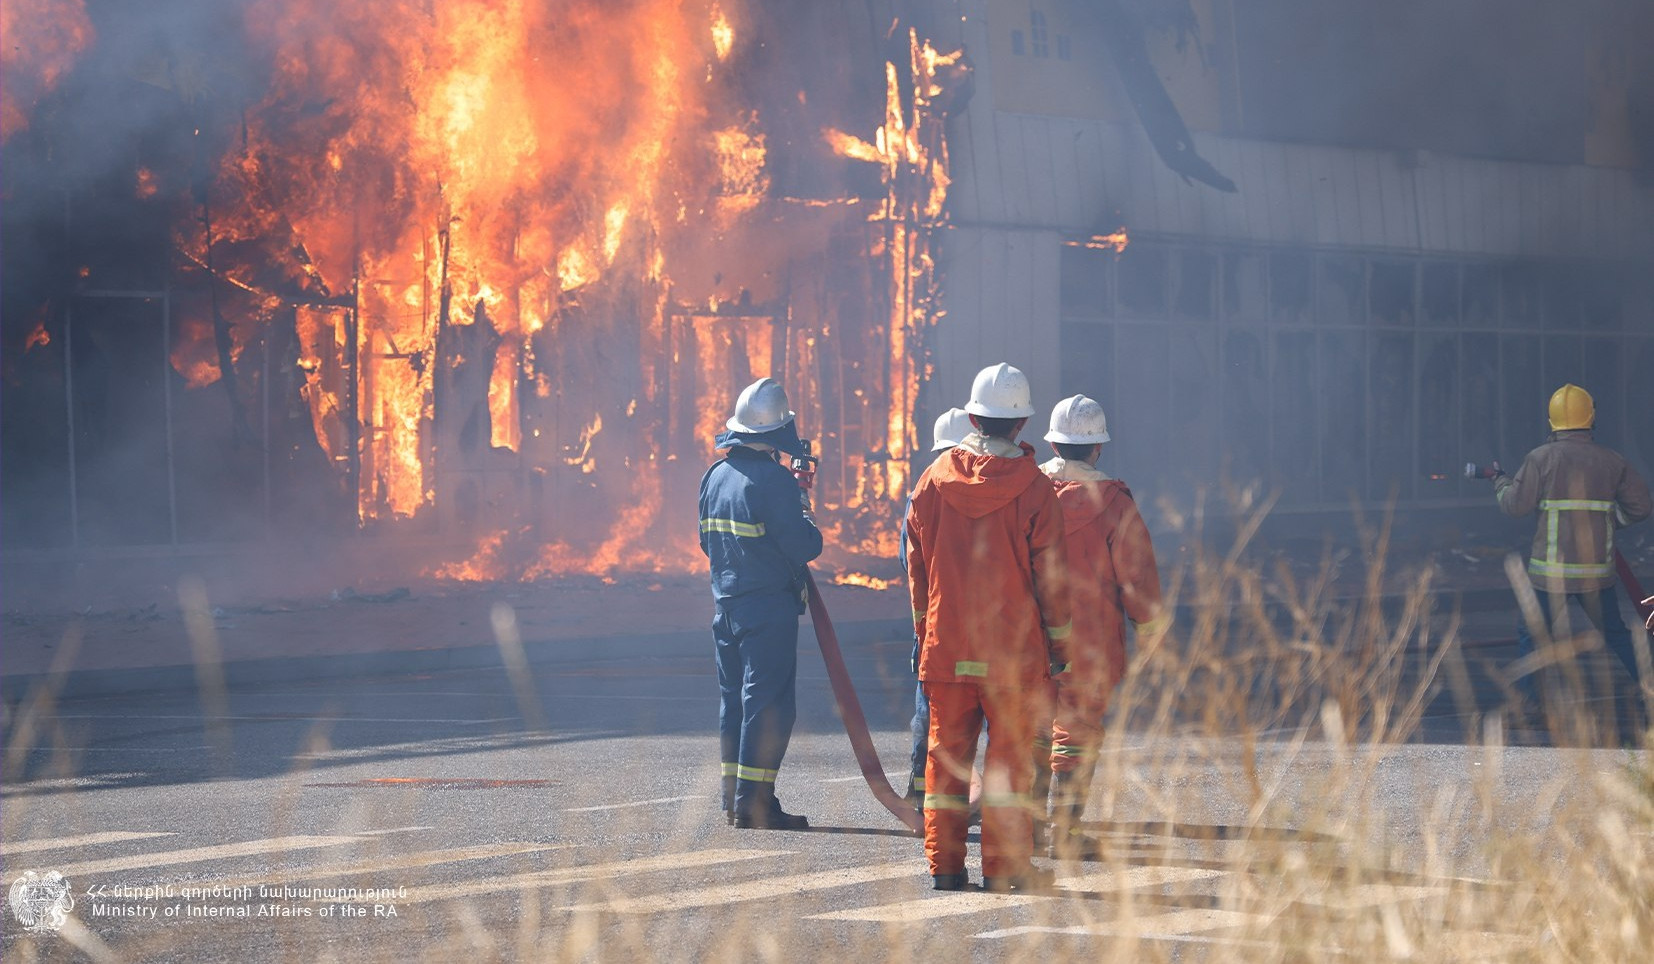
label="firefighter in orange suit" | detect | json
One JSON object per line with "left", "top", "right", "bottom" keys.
{"left": 1038, "top": 395, "right": 1166, "bottom": 857}
{"left": 904, "top": 363, "right": 1070, "bottom": 892}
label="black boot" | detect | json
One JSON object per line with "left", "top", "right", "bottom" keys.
{"left": 721, "top": 773, "right": 737, "bottom": 826}
{"left": 734, "top": 781, "right": 809, "bottom": 830}
{"left": 932, "top": 872, "right": 969, "bottom": 891}
{"left": 982, "top": 865, "right": 1056, "bottom": 893}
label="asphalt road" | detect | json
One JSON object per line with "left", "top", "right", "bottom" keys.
{"left": 1, "top": 621, "right": 1646, "bottom": 962}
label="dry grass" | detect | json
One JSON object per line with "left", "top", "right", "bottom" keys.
{"left": 3, "top": 496, "right": 1651, "bottom": 962}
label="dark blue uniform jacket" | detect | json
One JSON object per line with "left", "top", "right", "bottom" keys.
{"left": 699, "top": 446, "right": 824, "bottom": 606}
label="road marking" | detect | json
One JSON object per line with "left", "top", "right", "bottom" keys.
{"left": 1300, "top": 883, "right": 1445, "bottom": 908}
{"left": 171, "top": 843, "right": 573, "bottom": 893}
{"left": 565, "top": 795, "right": 699, "bottom": 812}
{"left": 52, "top": 836, "right": 364, "bottom": 877}
{"left": 977, "top": 908, "right": 1261, "bottom": 940}
{"left": 808, "top": 890, "right": 1038, "bottom": 921}
{"left": 355, "top": 827, "right": 436, "bottom": 836}
{"left": 365, "top": 848, "right": 782, "bottom": 905}
{"left": 566, "top": 861, "right": 917, "bottom": 915}
{"left": 1058, "top": 865, "right": 1227, "bottom": 893}
{"left": 1, "top": 831, "right": 176, "bottom": 856}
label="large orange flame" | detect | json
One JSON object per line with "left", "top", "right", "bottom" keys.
{"left": 0, "top": 0, "right": 91, "bottom": 142}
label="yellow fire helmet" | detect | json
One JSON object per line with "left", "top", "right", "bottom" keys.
{"left": 1547, "top": 383, "right": 1595, "bottom": 432}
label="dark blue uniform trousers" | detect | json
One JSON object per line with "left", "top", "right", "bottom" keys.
{"left": 1514, "top": 587, "right": 1640, "bottom": 708}
{"left": 715, "top": 592, "right": 801, "bottom": 815}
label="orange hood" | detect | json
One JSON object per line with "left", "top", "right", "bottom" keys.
{"left": 930, "top": 439, "right": 1043, "bottom": 519}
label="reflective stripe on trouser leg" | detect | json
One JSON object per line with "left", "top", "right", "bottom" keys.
{"left": 978, "top": 681, "right": 1038, "bottom": 879}
{"left": 723, "top": 594, "right": 801, "bottom": 816}
{"left": 1051, "top": 674, "right": 1113, "bottom": 774}
{"left": 720, "top": 763, "right": 738, "bottom": 812}
{"left": 924, "top": 680, "right": 984, "bottom": 877}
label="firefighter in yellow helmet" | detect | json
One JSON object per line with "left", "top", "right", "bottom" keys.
{"left": 1492, "top": 384, "right": 1651, "bottom": 724}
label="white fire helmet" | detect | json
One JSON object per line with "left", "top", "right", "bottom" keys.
{"left": 963, "top": 363, "right": 1036, "bottom": 420}
{"left": 726, "top": 377, "right": 796, "bottom": 434}
{"left": 1044, "top": 394, "right": 1110, "bottom": 445}
{"left": 931, "top": 407, "right": 972, "bottom": 451}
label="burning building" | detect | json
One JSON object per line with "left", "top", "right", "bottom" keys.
{"left": 6, "top": 0, "right": 1654, "bottom": 587}
{"left": 0, "top": 1, "right": 967, "bottom": 582}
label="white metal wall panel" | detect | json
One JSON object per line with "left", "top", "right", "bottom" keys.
{"left": 932, "top": 226, "right": 1064, "bottom": 424}
{"left": 950, "top": 113, "right": 1654, "bottom": 261}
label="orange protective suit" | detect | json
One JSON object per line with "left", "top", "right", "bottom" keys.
{"left": 905, "top": 434, "right": 1070, "bottom": 879}
{"left": 1040, "top": 457, "right": 1164, "bottom": 773}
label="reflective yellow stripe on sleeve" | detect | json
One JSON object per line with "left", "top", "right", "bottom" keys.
{"left": 699, "top": 518, "right": 767, "bottom": 538}
{"left": 1131, "top": 612, "right": 1172, "bottom": 637}
{"left": 1044, "top": 621, "right": 1072, "bottom": 641}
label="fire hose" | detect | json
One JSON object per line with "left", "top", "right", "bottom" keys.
{"left": 805, "top": 569, "right": 925, "bottom": 833}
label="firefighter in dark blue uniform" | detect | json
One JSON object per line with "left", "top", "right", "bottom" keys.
{"left": 700, "top": 377, "right": 823, "bottom": 830}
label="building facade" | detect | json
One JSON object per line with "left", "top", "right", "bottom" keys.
{"left": 922, "top": 0, "right": 1654, "bottom": 519}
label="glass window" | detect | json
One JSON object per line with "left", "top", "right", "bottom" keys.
{"left": 1501, "top": 265, "right": 1542, "bottom": 330}
{"left": 1317, "top": 254, "right": 1364, "bottom": 325}
{"left": 1221, "top": 329, "right": 1269, "bottom": 489}
{"left": 1499, "top": 335, "right": 1543, "bottom": 457}
{"left": 1421, "top": 262, "right": 1459, "bottom": 328}
{"left": 1460, "top": 333, "right": 1499, "bottom": 491}
{"left": 1417, "top": 333, "right": 1459, "bottom": 497}
{"left": 1118, "top": 244, "right": 1168, "bottom": 318}
{"left": 1271, "top": 330, "right": 1318, "bottom": 503}
{"left": 1270, "top": 250, "right": 1312, "bottom": 325}
{"left": 1369, "top": 260, "right": 1417, "bottom": 327}
{"left": 1012, "top": 30, "right": 1024, "bottom": 56}
{"left": 1172, "top": 249, "right": 1216, "bottom": 321}
{"left": 1057, "top": 35, "right": 1071, "bottom": 61}
{"left": 1319, "top": 331, "right": 1366, "bottom": 502}
{"left": 1462, "top": 264, "right": 1499, "bottom": 328}
{"left": 1031, "top": 11, "right": 1050, "bottom": 58}
{"left": 1170, "top": 330, "right": 1219, "bottom": 485}
{"left": 1368, "top": 332, "right": 1414, "bottom": 501}
{"left": 1540, "top": 265, "right": 1584, "bottom": 331}
{"left": 1222, "top": 251, "right": 1267, "bottom": 324}
{"left": 1059, "top": 245, "right": 1112, "bottom": 318}
{"left": 1578, "top": 265, "right": 1621, "bottom": 332}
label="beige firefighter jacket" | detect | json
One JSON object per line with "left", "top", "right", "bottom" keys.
{"left": 1494, "top": 431, "right": 1652, "bottom": 593}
